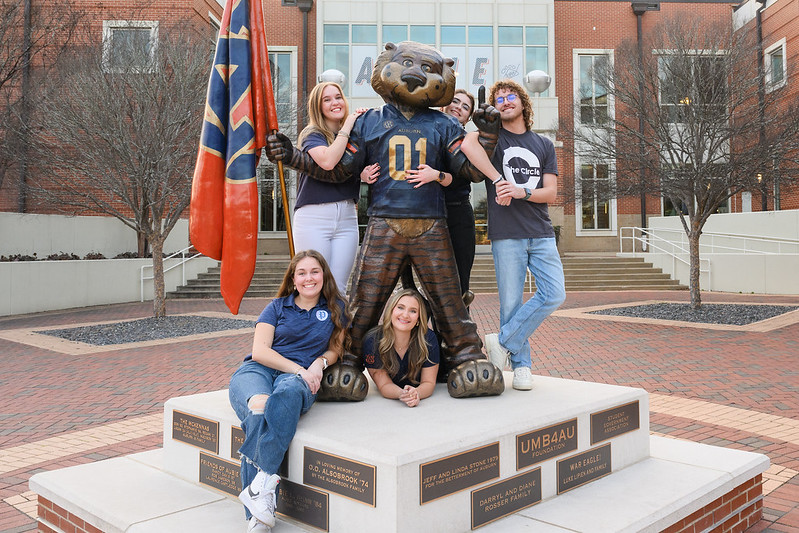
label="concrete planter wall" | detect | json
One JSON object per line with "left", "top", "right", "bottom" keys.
{"left": 622, "top": 210, "right": 799, "bottom": 295}
{"left": 0, "top": 256, "right": 217, "bottom": 316}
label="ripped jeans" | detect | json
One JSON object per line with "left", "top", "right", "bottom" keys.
{"left": 229, "top": 360, "right": 316, "bottom": 517}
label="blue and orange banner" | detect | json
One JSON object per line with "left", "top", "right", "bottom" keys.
{"left": 190, "top": 0, "right": 270, "bottom": 314}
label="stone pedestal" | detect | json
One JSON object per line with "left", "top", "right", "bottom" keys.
{"left": 30, "top": 374, "right": 768, "bottom": 533}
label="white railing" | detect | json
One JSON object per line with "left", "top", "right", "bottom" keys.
{"left": 619, "top": 227, "right": 712, "bottom": 285}
{"left": 140, "top": 246, "right": 204, "bottom": 301}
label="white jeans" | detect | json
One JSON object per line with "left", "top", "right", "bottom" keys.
{"left": 292, "top": 200, "right": 359, "bottom": 295}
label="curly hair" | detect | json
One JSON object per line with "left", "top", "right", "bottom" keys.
{"left": 489, "top": 79, "right": 534, "bottom": 131}
{"left": 276, "top": 249, "right": 350, "bottom": 356}
{"left": 366, "top": 289, "right": 431, "bottom": 386}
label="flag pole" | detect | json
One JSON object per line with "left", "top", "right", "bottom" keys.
{"left": 252, "top": 2, "right": 294, "bottom": 258}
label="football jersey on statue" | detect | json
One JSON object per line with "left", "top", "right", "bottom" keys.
{"left": 348, "top": 104, "right": 465, "bottom": 219}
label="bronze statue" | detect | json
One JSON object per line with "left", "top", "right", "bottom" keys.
{"left": 266, "top": 41, "right": 503, "bottom": 400}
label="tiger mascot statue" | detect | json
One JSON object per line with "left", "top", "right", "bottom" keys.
{"left": 265, "top": 41, "right": 504, "bottom": 400}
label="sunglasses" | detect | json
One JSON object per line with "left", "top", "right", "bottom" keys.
{"left": 495, "top": 94, "right": 518, "bottom": 105}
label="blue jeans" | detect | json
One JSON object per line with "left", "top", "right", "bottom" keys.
{"left": 229, "top": 360, "right": 316, "bottom": 516}
{"left": 491, "top": 237, "right": 565, "bottom": 370}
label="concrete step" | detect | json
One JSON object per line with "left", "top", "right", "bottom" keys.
{"left": 168, "top": 254, "right": 687, "bottom": 299}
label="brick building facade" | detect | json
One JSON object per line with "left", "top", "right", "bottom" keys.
{"left": 1, "top": 0, "right": 795, "bottom": 254}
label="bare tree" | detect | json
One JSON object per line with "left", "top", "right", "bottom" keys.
{"left": 562, "top": 16, "right": 799, "bottom": 308}
{"left": 28, "top": 23, "right": 212, "bottom": 317}
{"left": 0, "top": 0, "right": 82, "bottom": 202}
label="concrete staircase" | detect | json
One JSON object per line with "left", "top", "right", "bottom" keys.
{"left": 167, "top": 254, "right": 686, "bottom": 299}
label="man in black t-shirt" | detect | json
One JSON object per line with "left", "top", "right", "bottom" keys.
{"left": 462, "top": 79, "right": 566, "bottom": 391}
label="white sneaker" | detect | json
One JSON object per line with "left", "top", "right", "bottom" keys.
{"left": 485, "top": 333, "right": 510, "bottom": 370}
{"left": 239, "top": 471, "right": 280, "bottom": 527}
{"left": 247, "top": 517, "right": 271, "bottom": 533}
{"left": 513, "top": 367, "right": 534, "bottom": 391}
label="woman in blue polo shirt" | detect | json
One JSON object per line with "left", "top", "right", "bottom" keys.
{"left": 293, "top": 81, "right": 375, "bottom": 295}
{"left": 229, "top": 250, "right": 348, "bottom": 533}
{"left": 363, "top": 289, "right": 440, "bottom": 408}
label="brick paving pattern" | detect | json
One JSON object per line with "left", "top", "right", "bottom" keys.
{"left": 0, "top": 291, "right": 797, "bottom": 532}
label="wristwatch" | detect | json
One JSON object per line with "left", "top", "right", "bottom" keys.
{"left": 437, "top": 171, "right": 445, "bottom": 183}
{"left": 522, "top": 188, "right": 532, "bottom": 200}
{"left": 319, "top": 356, "right": 329, "bottom": 370}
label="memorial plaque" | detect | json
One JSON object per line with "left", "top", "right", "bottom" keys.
{"left": 557, "top": 443, "right": 611, "bottom": 494}
{"left": 590, "top": 401, "right": 640, "bottom": 444}
{"left": 199, "top": 452, "right": 241, "bottom": 496}
{"left": 516, "top": 418, "right": 578, "bottom": 469}
{"left": 277, "top": 478, "right": 329, "bottom": 532}
{"left": 231, "top": 425, "right": 245, "bottom": 460}
{"left": 420, "top": 442, "right": 500, "bottom": 504}
{"left": 172, "top": 410, "right": 219, "bottom": 454}
{"left": 471, "top": 468, "right": 542, "bottom": 529}
{"left": 303, "top": 447, "right": 376, "bottom": 506}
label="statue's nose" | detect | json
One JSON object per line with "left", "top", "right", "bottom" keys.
{"left": 401, "top": 69, "right": 426, "bottom": 92}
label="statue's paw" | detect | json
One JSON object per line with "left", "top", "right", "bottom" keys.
{"left": 447, "top": 359, "right": 505, "bottom": 398}
{"left": 317, "top": 362, "right": 369, "bottom": 402}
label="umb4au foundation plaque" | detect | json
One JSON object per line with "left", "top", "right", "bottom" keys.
{"left": 172, "top": 410, "right": 219, "bottom": 454}
{"left": 303, "top": 447, "right": 376, "bottom": 506}
{"left": 277, "top": 478, "right": 329, "bottom": 532}
{"left": 471, "top": 468, "right": 542, "bottom": 529}
{"left": 557, "top": 443, "right": 611, "bottom": 494}
{"left": 199, "top": 452, "right": 241, "bottom": 496}
{"left": 419, "top": 442, "right": 500, "bottom": 504}
{"left": 591, "top": 400, "right": 640, "bottom": 444}
{"left": 516, "top": 418, "right": 577, "bottom": 469}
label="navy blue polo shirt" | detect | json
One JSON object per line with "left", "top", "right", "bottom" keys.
{"left": 362, "top": 328, "right": 440, "bottom": 388}
{"left": 295, "top": 131, "right": 360, "bottom": 211}
{"left": 245, "top": 293, "right": 344, "bottom": 368}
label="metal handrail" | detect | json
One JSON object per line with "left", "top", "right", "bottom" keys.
{"left": 140, "top": 246, "right": 204, "bottom": 301}
{"left": 622, "top": 227, "right": 799, "bottom": 255}
{"left": 619, "top": 227, "right": 712, "bottom": 285}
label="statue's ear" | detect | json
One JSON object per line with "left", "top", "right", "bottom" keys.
{"left": 384, "top": 42, "right": 397, "bottom": 52}
{"left": 445, "top": 57, "right": 455, "bottom": 68}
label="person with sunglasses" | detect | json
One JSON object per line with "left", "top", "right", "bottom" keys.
{"left": 460, "top": 79, "right": 566, "bottom": 391}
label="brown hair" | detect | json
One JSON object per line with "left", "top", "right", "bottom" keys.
{"left": 276, "top": 249, "right": 350, "bottom": 355}
{"left": 366, "top": 289, "right": 431, "bottom": 385}
{"left": 297, "top": 82, "right": 350, "bottom": 147}
{"left": 489, "top": 79, "right": 534, "bottom": 131}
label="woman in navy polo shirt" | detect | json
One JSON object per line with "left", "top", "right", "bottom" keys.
{"left": 229, "top": 250, "right": 348, "bottom": 532}
{"left": 362, "top": 289, "right": 440, "bottom": 408}
{"left": 293, "top": 82, "right": 375, "bottom": 295}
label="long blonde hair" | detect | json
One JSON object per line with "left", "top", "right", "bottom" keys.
{"left": 297, "top": 82, "right": 349, "bottom": 147}
{"left": 367, "top": 289, "right": 431, "bottom": 385}
{"left": 276, "top": 249, "right": 350, "bottom": 355}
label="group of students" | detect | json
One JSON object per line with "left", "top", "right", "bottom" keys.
{"left": 229, "top": 79, "right": 564, "bottom": 532}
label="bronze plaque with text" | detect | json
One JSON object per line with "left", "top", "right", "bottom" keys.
{"left": 231, "top": 425, "right": 245, "bottom": 460}
{"left": 516, "top": 418, "right": 578, "bottom": 469}
{"left": 199, "top": 452, "right": 241, "bottom": 496}
{"left": 420, "top": 442, "right": 500, "bottom": 504}
{"left": 557, "top": 443, "right": 611, "bottom": 494}
{"left": 277, "top": 479, "right": 329, "bottom": 532}
{"left": 471, "top": 468, "right": 542, "bottom": 529}
{"left": 590, "top": 401, "right": 640, "bottom": 444}
{"left": 303, "top": 447, "right": 376, "bottom": 506}
{"left": 173, "top": 410, "right": 219, "bottom": 454}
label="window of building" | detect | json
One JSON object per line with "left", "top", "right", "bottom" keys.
{"left": 658, "top": 53, "right": 726, "bottom": 124}
{"left": 765, "top": 38, "right": 786, "bottom": 91}
{"left": 322, "top": 23, "right": 549, "bottom": 99}
{"left": 578, "top": 54, "right": 609, "bottom": 126}
{"left": 580, "top": 163, "right": 612, "bottom": 230}
{"left": 259, "top": 50, "right": 296, "bottom": 233}
{"left": 102, "top": 21, "right": 158, "bottom": 73}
